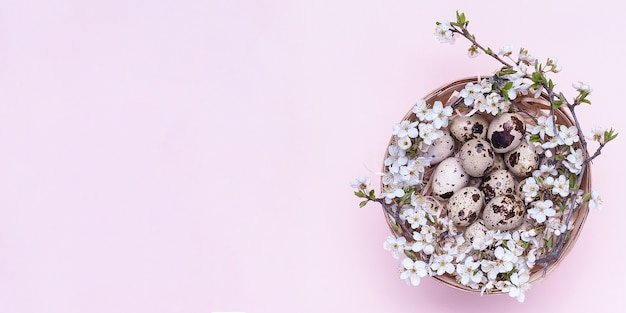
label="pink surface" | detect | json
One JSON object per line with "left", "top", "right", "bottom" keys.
{"left": 0, "top": 1, "right": 624, "bottom": 312}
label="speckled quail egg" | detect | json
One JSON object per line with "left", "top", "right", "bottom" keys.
{"left": 450, "top": 114, "right": 489, "bottom": 142}
{"left": 480, "top": 169, "right": 515, "bottom": 203}
{"left": 487, "top": 112, "right": 526, "bottom": 153}
{"left": 482, "top": 194, "right": 526, "bottom": 231}
{"left": 446, "top": 187, "right": 484, "bottom": 226}
{"left": 432, "top": 157, "right": 470, "bottom": 200}
{"left": 464, "top": 219, "right": 490, "bottom": 249}
{"left": 459, "top": 138, "right": 495, "bottom": 177}
{"left": 421, "top": 129, "right": 455, "bottom": 165}
{"left": 504, "top": 139, "right": 539, "bottom": 177}
{"left": 487, "top": 154, "right": 506, "bottom": 175}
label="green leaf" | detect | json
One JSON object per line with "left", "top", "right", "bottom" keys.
{"left": 546, "top": 236, "right": 554, "bottom": 250}
{"left": 552, "top": 99, "right": 563, "bottom": 109}
{"left": 390, "top": 222, "right": 401, "bottom": 233}
{"left": 582, "top": 192, "right": 591, "bottom": 202}
{"left": 369, "top": 189, "right": 376, "bottom": 200}
{"left": 529, "top": 134, "right": 541, "bottom": 142}
{"left": 604, "top": 128, "right": 619, "bottom": 143}
{"left": 548, "top": 79, "right": 555, "bottom": 90}
{"left": 359, "top": 200, "right": 368, "bottom": 208}
{"left": 569, "top": 173, "right": 577, "bottom": 190}
{"left": 405, "top": 250, "right": 417, "bottom": 261}
{"left": 531, "top": 71, "right": 544, "bottom": 83}
{"left": 486, "top": 47, "right": 493, "bottom": 55}
{"left": 354, "top": 191, "right": 365, "bottom": 198}
{"left": 558, "top": 202, "right": 565, "bottom": 212}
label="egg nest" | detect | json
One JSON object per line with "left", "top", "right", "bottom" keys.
{"left": 380, "top": 77, "right": 590, "bottom": 294}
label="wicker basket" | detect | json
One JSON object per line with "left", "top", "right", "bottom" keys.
{"left": 381, "top": 77, "right": 592, "bottom": 293}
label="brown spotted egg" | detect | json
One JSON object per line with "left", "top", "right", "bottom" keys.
{"left": 464, "top": 219, "right": 490, "bottom": 249}
{"left": 431, "top": 157, "right": 470, "bottom": 200}
{"left": 446, "top": 187, "right": 484, "bottom": 226}
{"left": 421, "top": 129, "right": 455, "bottom": 166}
{"left": 504, "top": 139, "right": 539, "bottom": 177}
{"left": 480, "top": 169, "right": 515, "bottom": 203}
{"left": 450, "top": 114, "right": 489, "bottom": 142}
{"left": 459, "top": 138, "right": 495, "bottom": 177}
{"left": 487, "top": 154, "right": 506, "bottom": 175}
{"left": 487, "top": 112, "right": 526, "bottom": 153}
{"left": 482, "top": 194, "right": 526, "bottom": 231}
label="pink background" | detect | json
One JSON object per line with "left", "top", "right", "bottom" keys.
{"left": 1, "top": 0, "right": 624, "bottom": 312}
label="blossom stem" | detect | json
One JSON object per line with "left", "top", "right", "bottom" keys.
{"left": 450, "top": 28, "right": 513, "bottom": 68}
{"left": 374, "top": 198, "right": 413, "bottom": 239}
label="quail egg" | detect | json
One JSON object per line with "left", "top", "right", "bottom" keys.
{"left": 446, "top": 187, "right": 484, "bottom": 226}
{"left": 459, "top": 138, "right": 495, "bottom": 177}
{"left": 482, "top": 194, "right": 526, "bottom": 231}
{"left": 432, "top": 157, "right": 470, "bottom": 200}
{"left": 464, "top": 219, "right": 490, "bottom": 250}
{"left": 480, "top": 169, "right": 515, "bottom": 203}
{"left": 450, "top": 114, "right": 489, "bottom": 142}
{"left": 504, "top": 139, "right": 539, "bottom": 177}
{"left": 421, "top": 129, "right": 455, "bottom": 165}
{"left": 487, "top": 112, "right": 526, "bottom": 153}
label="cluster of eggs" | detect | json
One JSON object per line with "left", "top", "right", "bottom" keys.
{"left": 423, "top": 112, "right": 539, "bottom": 235}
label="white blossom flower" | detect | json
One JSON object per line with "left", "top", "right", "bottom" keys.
{"left": 399, "top": 159, "right": 424, "bottom": 186}
{"left": 413, "top": 100, "right": 430, "bottom": 121}
{"left": 350, "top": 176, "right": 370, "bottom": 190}
{"left": 430, "top": 254, "right": 456, "bottom": 275}
{"left": 434, "top": 21, "right": 455, "bottom": 44}
{"left": 459, "top": 82, "right": 480, "bottom": 105}
{"left": 411, "top": 231, "right": 435, "bottom": 254}
{"left": 587, "top": 127, "right": 606, "bottom": 144}
{"left": 397, "top": 136, "right": 412, "bottom": 150}
{"left": 522, "top": 248, "right": 537, "bottom": 269}
{"left": 573, "top": 81, "right": 592, "bottom": 93}
{"left": 493, "top": 246, "right": 516, "bottom": 273}
{"left": 564, "top": 147, "right": 584, "bottom": 174}
{"left": 546, "top": 217, "right": 567, "bottom": 236}
{"left": 383, "top": 235, "right": 407, "bottom": 259}
{"left": 484, "top": 92, "right": 505, "bottom": 115}
{"left": 405, "top": 209, "right": 428, "bottom": 229}
{"left": 531, "top": 115, "right": 556, "bottom": 140}
{"left": 481, "top": 259, "right": 500, "bottom": 281}
{"left": 549, "top": 174, "right": 570, "bottom": 197}
{"left": 383, "top": 188, "right": 405, "bottom": 202}
{"left": 528, "top": 199, "right": 556, "bottom": 223}
{"left": 498, "top": 44, "right": 513, "bottom": 57}
{"left": 589, "top": 190, "right": 603, "bottom": 209}
{"left": 384, "top": 144, "right": 408, "bottom": 173}
{"left": 518, "top": 49, "right": 535, "bottom": 65}
{"left": 428, "top": 101, "right": 453, "bottom": 129}
{"left": 520, "top": 229, "right": 538, "bottom": 247}
{"left": 533, "top": 163, "right": 558, "bottom": 178}
{"left": 521, "top": 177, "right": 539, "bottom": 204}
{"left": 456, "top": 256, "right": 483, "bottom": 285}
{"left": 400, "top": 258, "right": 428, "bottom": 286}
{"left": 541, "top": 137, "right": 559, "bottom": 150}
{"left": 547, "top": 56, "right": 562, "bottom": 73}
{"left": 508, "top": 271, "right": 531, "bottom": 302}
{"left": 557, "top": 125, "right": 580, "bottom": 146}
{"left": 479, "top": 78, "right": 492, "bottom": 93}
{"left": 418, "top": 123, "right": 442, "bottom": 145}
{"left": 393, "top": 120, "right": 419, "bottom": 138}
